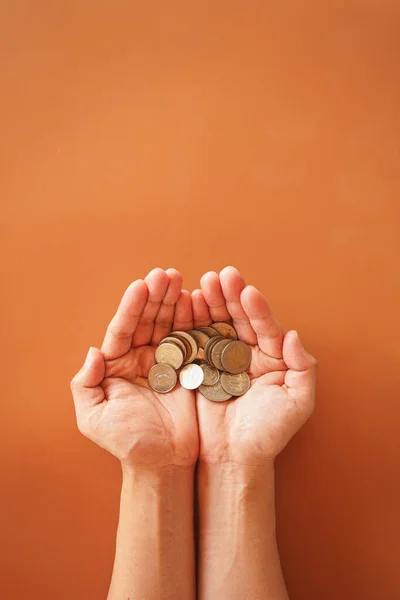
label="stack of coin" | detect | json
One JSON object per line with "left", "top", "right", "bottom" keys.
{"left": 147, "top": 322, "right": 252, "bottom": 401}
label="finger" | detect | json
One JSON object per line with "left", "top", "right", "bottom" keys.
{"left": 151, "top": 268, "right": 183, "bottom": 344}
{"left": 219, "top": 266, "right": 257, "bottom": 345}
{"left": 283, "top": 330, "right": 317, "bottom": 403}
{"left": 101, "top": 279, "right": 148, "bottom": 360}
{"left": 132, "top": 268, "right": 170, "bottom": 347}
{"left": 70, "top": 347, "right": 105, "bottom": 413}
{"left": 240, "top": 285, "right": 284, "bottom": 359}
{"left": 192, "top": 289, "right": 212, "bottom": 327}
{"left": 172, "top": 289, "right": 193, "bottom": 331}
{"left": 200, "top": 271, "right": 231, "bottom": 322}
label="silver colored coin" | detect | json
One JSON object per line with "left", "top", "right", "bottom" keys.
{"left": 179, "top": 363, "right": 204, "bottom": 390}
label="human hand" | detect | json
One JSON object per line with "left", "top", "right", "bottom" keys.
{"left": 192, "top": 266, "right": 317, "bottom": 467}
{"left": 70, "top": 269, "right": 199, "bottom": 471}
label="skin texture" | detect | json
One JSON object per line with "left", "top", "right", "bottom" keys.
{"left": 70, "top": 266, "right": 317, "bottom": 600}
{"left": 105, "top": 464, "right": 196, "bottom": 600}
{"left": 70, "top": 268, "right": 198, "bottom": 600}
{"left": 71, "top": 268, "right": 199, "bottom": 470}
{"left": 192, "top": 266, "right": 317, "bottom": 599}
{"left": 192, "top": 266, "right": 317, "bottom": 466}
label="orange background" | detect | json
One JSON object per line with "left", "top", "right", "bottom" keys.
{"left": 1, "top": 2, "right": 399, "bottom": 599}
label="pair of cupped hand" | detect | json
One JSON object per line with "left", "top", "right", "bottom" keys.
{"left": 70, "top": 267, "right": 317, "bottom": 470}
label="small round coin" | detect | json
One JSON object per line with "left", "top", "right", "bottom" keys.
{"left": 188, "top": 329, "right": 210, "bottom": 349}
{"left": 197, "top": 326, "right": 220, "bottom": 338}
{"left": 198, "top": 381, "right": 232, "bottom": 402}
{"left": 210, "top": 322, "right": 238, "bottom": 340}
{"left": 220, "top": 371, "right": 251, "bottom": 396}
{"left": 221, "top": 340, "right": 252, "bottom": 374}
{"left": 179, "top": 363, "right": 204, "bottom": 389}
{"left": 148, "top": 363, "right": 177, "bottom": 393}
{"left": 204, "top": 335, "right": 224, "bottom": 364}
{"left": 167, "top": 334, "right": 191, "bottom": 362}
{"left": 210, "top": 338, "right": 232, "bottom": 370}
{"left": 155, "top": 342, "right": 184, "bottom": 369}
{"left": 170, "top": 331, "right": 198, "bottom": 364}
{"left": 200, "top": 362, "right": 220, "bottom": 386}
{"left": 160, "top": 336, "right": 187, "bottom": 356}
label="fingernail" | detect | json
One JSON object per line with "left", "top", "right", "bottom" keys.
{"left": 84, "top": 346, "right": 95, "bottom": 366}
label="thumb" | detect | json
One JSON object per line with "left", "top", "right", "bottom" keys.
{"left": 70, "top": 346, "right": 106, "bottom": 411}
{"left": 283, "top": 330, "right": 317, "bottom": 401}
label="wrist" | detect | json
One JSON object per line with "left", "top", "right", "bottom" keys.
{"left": 196, "top": 461, "right": 276, "bottom": 534}
{"left": 196, "top": 459, "right": 281, "bottom": 594}
{"left": 119, "top": 463, "right": 195, "bottom": 542}
{"left": 121, "top": 462, "right": 195, "bottom": 490}
{"left": 197, "top": 460, "right": 275, "bottom": 487}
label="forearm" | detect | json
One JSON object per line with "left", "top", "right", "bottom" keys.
{"left": 107, "top": 465, "right": 196, "bottom": 600}
{"left": 197, "top": 462, "right": 289, "bottom": 600}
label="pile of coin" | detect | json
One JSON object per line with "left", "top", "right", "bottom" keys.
{"left": 147, "top": 322, "right": 252, "bottom": 401}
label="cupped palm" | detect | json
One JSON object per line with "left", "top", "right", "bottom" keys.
{"left": 192, "top": 267, "right": 317, "bottom": 466}
{"left": 71, "top": 269, "right": 199, "bottom": 470}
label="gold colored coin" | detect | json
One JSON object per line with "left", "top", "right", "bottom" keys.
{"left": 167, "top": 334, "right": 191, "bottom": 362}
{"left": 148, "top": 363, "right": 177, "bottom": 393}
{"left": 203, "top": 337, "right": 215, "bottom": 363}
{"left": 221, "top": 341, "right": 252, "bottom": 374}
{"left": 210, "top": 338, "right": 232, "bottom": 370}
{"left": 179, "top": 363, "right": 204, "bottom": 389}
{"left": 199, "top": 381, "right": 232, "bottom": 402}
{"left": 210, "top": 322, "right": 238, "bottom": 340}
{"left": 188, "top": 329, "right": 210, "bottom": 348}
{"left": 204, "top": 335, "right": 224, "bottom": 364}
{"left": 197, "top": 326, "right": 220, "bottom": 338}
{"left": 200, "top": 363, "right": 220, "bottom": 386}
{"left": 208, "top": 336, "right": 225, "bottom": 365}
{"left": 170, "top": 331, "right": 198, "bottom": 364}
{"left": 155, "top": 342, "right": 184, "bottom": 369}
{"left": 160, "top": 336, "right": 187, "bottom": 356}
{"left": 220, "top": 371, "right": 251, "bottom": 396}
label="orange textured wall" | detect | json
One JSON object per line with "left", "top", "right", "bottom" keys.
{"left": 1, "top": 2, "right": 399, "bottom": 599}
